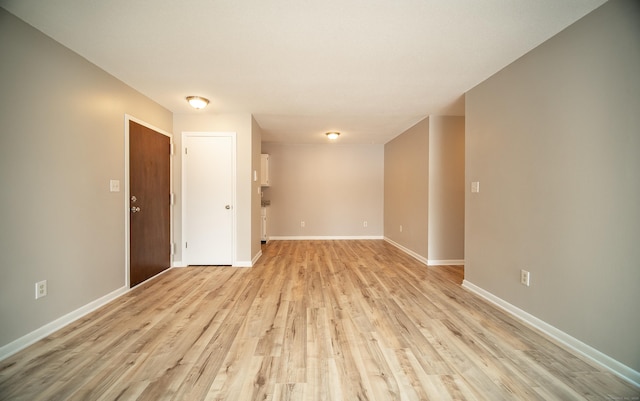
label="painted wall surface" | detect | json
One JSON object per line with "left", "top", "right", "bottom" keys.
{"left": 384, "top": 116, "right": 465, "bottom": 263}
{"left": 465, "top": 0, "right": 640, "bottom": 371}
{"left": 428, "top": 116, "right": 465, "bottom": 262}
{"left": 384, "top": 118, "right": 429, "bottom": 257}
{"left": 260, "top": 143, "right": 383, "bottom": 238}
{"left": 251, "top": 116, "right": 263, "bottom": 259}
{"left": 172, "top": 113, "right": 258, "bottom": 266}
{"left": 0, "top": 9, "right": 172, "bottom": 347}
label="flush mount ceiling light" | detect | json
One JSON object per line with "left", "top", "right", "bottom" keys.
{"left": 186, "top": 96, "right": 209, "bottom": 109}
{"left": 325, "top": 131, "right": 340, "bottom": 140}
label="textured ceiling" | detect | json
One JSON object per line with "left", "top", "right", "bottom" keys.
{"left": 1, "top": 0, "right": 606, "bottom": 143}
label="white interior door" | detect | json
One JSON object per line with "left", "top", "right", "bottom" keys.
{"left": 183, "top": 133, "right": 235, "bottom": 265}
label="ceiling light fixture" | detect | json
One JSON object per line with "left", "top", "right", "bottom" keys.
{"left": 325, "top": 131, "right": 340, "bottom": 140}
{"left": 186, "top": 96, "right": 209, "bottom": 109}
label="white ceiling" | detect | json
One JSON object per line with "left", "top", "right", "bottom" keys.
{"left": 1, "top": 0, "right": 606, "bottom": 144}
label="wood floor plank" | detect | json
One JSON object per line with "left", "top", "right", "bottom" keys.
{"left": 1, "top": 240, "right": 637, "bottom": 400}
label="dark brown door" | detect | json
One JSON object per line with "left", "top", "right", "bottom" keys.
{"left": 129, "top": 120, "right": 171, "bottom": 287}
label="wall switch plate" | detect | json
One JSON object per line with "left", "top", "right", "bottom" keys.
{"left": 301, "top": 221, "right": 305, "bottom": 228}
{"left": 471, "top": 181, "right": 480, "bottom": 193}
{"left": 110, "top": 179, "right": 120, "bottom": 192}
{"left": 400, "top": 225, "right": 403, "bottom": 232}
{"left": 35, "top": 280, "right": 47, "bottom": 299}
{"left": 520, "top": 270, "right": 530, "bottom": 287}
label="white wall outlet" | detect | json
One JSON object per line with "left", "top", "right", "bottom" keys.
{"left": 363, "top": 220, "right": 368, "bottom": 228}
{"left": 520, "top": 270, "right": 530, "bottom": 287}
{"left": 301, "top": 221, "right": 305, "bottom": 228}
{"left": 471, "top": 181, "right": 480, "bottom": 193}
{"left": 35, "top": 280, "right": 47, "bottom": 299}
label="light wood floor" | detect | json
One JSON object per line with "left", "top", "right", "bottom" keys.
{"left": 1, "top": 240, "right": 637, "bottom": 400}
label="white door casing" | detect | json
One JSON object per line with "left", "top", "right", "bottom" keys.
{"left": 182, "top": 132, "right": 236, "bottom": 265}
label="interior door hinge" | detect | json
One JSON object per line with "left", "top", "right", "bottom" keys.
{"left": 184, "top": 147, "right": 188, "bottom": 155}
{"left": 185, "top": 242, "right": 188, "bottom": 249}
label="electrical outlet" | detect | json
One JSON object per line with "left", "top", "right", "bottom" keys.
{"left": 301, "top": 221, "right": 305, "bottom": 228}
{"left": 520, "top": 270, "right": 530, "bottom": 287}
{"left": 363, "top": 220, "right": 368, "bottom": 228}
{"left": 35, "top": 280, "right": 47, "bottom": 299}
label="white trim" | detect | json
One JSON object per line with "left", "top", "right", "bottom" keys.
{"left": 251, "top": 250, "right": 263, "bottom": 266}
{"left": 172, "top": 260, "right": 185, "bottom": 268}
{"left": 462, "top": 280, "right": 640, "bottom": 387}
{"left": 0, "top": 286, "right": 128, "bottom": 361}
{"left": 124, "top": 115, "right": 173, "bottom": 288}
{"left": 427, "top": 259, "right": 465, "bottom": 266}
{"left": 181, "top": 132, "right": 237, "bottom": 266}
{"left": 267, "top": 237, "right": 462, "bottom": 268}
{"left": 383, "top": 237, "right": 429, "bottom": 265}
{"left": 269, "top": 236, "right": 384, "bottom": 240}
{"left": 178, "top": 251, "right": 259, "bottom": 268}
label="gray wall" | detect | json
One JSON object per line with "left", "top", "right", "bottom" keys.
{"left": 428, "top": 116, "right": 465, "bottom": 262}
{"left": 384, "top": 118, "right": 430, "bottom": 257}
{"left": 252, "top": 117, "right": 263, "bottom": 258}
{"left": 0, "top": 9, "right": 172, "bottom": 347}
{"left": 261, "top": 143, "right": 384, "bottom": 238}
{"left": 465, "top": 0, "right": 640, "bottom": 371}
{"left": 384, "top": 116, "right": 465, "bottom": 263}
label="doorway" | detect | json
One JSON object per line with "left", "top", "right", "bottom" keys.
{"left": 182, "top": 132, "right": 236, "bottom": 265}
{"left": 127, "top": 117, "right": 172, "bottom": 287}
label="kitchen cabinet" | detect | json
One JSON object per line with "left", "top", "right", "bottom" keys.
{"left": 260, "top": 154, "right": 270, "bottom": 187}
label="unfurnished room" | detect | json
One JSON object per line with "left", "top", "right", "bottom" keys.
{"left": 0, "top": 0, "right": 638, "bottom": 399}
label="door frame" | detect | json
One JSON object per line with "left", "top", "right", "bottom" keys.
{"left": 181, "top": 131, "right": 237, "bottom": 266}
{"left": 124, "top": 115, "right": 173, "bottom": 287}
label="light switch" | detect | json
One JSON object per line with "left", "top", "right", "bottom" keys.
{"left": 110, "top": 180, "right": 120, "bottom": 192}
{"left": 471, "top": 181, "right": 480, "bottom": 193}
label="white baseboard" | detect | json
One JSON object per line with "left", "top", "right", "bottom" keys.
{"left": 0, "top": 285, "right": 129, "bottom": 361}
{"left": 176, "top": 259, "right": 256, "bottom": 268}
{"left": 427, "top": 259, "right": 465, "bottom": 266}
{"left": 384, "top": 238, "right": 465, "bottom": 267}
{"left": 383, "top": 237, "right": 429, "bottom": 265}
{"left": 462, "top": 280, "right": 640, "bottom": 387}
{"left": 269, "top": 236, "right": 384, "bottom": 240}
{"left": 250, "top": 250, "right": 263, "bottom": 266}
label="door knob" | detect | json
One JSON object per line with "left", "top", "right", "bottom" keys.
{"left": 131, "top": 206, "right": 141, "bottom": 213}
{"left": 131, "top": 195, "right": 137, "bottom": 203}
{"left": 225, "top": 205, "right": 231, "bottom": 209}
